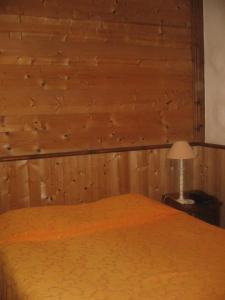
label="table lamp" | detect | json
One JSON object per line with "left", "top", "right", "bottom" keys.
{"left": 167, "top": 141, "right": 195, "bottom": 204}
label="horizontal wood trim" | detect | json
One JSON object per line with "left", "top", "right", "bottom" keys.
{"left": 0, "top": 142, "right": 200, "bottom": 162}
{"left": 1, "top": 142, "right": 224, "bottom": 163}
{"left": 201, "top": 143, "right": 225, "bottom": 150}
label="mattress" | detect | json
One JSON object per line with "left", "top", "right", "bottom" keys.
{"left": 0, "top": 194, "right": 225, "bottom": 300}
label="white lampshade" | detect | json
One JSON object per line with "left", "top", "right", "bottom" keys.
{"left": 167, "top": 141, "right": 195, "bottom": 160}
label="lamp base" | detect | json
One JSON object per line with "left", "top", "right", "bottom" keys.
{"left": 176, "top": 198, "right": 195, "bottom": 205}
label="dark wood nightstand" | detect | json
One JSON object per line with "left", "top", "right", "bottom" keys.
{"left": 161, "top": 190, "right": 222, "bottom": 226}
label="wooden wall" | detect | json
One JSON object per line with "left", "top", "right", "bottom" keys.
{"left": 2, "top": 2, "right": 222, "bottom": 227}
{"left": 0, "top": 147, "right": 191, "bottom": 211}
{"left": 0, "top": 145, "right": 224, "bottom": 226}
{"left": 0, "top": 0, "right": 198, "bottom": 158}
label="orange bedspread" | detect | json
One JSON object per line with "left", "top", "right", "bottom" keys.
{"left": 0, "top": 194, "right": 225, "bottom": 300}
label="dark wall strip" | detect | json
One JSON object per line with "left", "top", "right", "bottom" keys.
{"left": 191, "top": 0, "right": 205, "bottom": 142}
{"left": 0, "top": 142, "right": 201, "bottom": 162}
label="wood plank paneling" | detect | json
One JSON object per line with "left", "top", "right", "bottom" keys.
{"left": 1, "top": 1, "right": 218, "bottom": 227}
{"left": 0, "top": 0, "right": 198, "bottom": 158}
{"left": 0, "top": 147, "right": 192, "bottom": 212}
{"left": 0, "top": 0, "right": 191, "bottom": 26}
{"left": 0, "top": 146, "right": 224, "bottom": 227}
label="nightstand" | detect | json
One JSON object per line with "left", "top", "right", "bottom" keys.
{"left": 161, "top": 190, "right": 222, "bottom": 226}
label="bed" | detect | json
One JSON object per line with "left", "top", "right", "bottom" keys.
{"left": 0, "top": 193, "right": 225, "bottom": 300}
